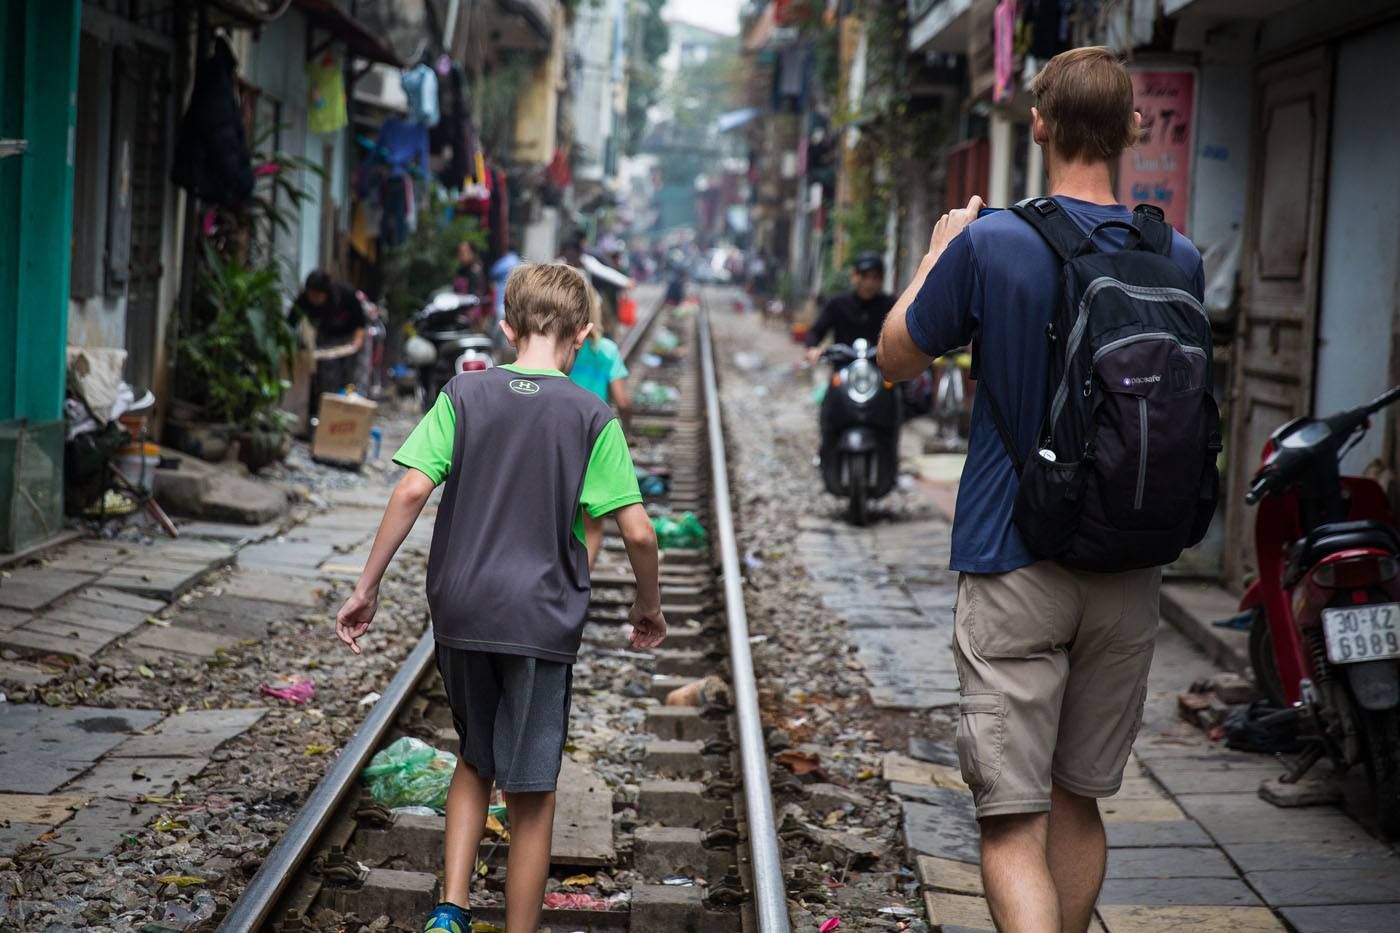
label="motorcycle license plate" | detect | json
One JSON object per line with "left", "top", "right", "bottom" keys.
{"left": 1322, "top": 604, "right": 1400, "bottom": 664}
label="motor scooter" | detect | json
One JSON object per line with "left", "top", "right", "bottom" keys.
{"left": 819, "top": 338, "right": 901, "bottom": 525}
{"left": 409, "top": 290, "right": 496, "bottom": 409}
{"left": 1243, "top": 384, "right": 1400, "bottom": 835}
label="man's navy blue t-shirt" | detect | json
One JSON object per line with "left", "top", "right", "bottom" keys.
{"left": 905, "top": 196, "right": 1205, "bottom": 574}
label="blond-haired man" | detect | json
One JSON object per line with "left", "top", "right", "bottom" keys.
{"left": 879, "top": 48, "right": 1205, "bottom": 932}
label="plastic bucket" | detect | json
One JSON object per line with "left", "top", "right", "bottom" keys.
{"left": 115, "top": 442, "right": 161, "bottom": 494}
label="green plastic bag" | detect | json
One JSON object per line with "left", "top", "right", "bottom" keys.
{"left": 653, "top": 512, "right": 708, "bottom": 550}
{"left": 361, "top": 737, "right": 456, "bottom": 812}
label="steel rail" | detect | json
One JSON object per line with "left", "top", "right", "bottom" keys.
{"left": 220, "top": 631, "right": 437, "bottom": 932}
{"left": 221, "top": 287, "right": 669, "bottom": 931}
{"left": 697, "top": 298, "right": 791, "bottom": 932}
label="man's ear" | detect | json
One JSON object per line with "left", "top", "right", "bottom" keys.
{"left": 501, "top": 320, "right": 519, "bottom": 348}
{"left": 575, "top": 322, "right": 595, "bottom": 349}
{"left": 1030, "top": 106, "right": 1050, "bottom": 146}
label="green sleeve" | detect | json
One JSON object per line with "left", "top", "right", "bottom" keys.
{"left": 607, "top": 341, "right": 629, "bottom": 383}
{"left": 392, "top": 392, "right": 457, "bottom": 484}
{"left": 579, "top": 419, "right": 641, "bottom": 518}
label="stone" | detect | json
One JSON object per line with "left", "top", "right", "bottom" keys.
{"left": 62, "top": 756, "right": 209, "bottom": 798}
{"left": 645, "top": 706, "right": 716, "bottom": 742}
{"left": 0, "top": 569, "right": 99, "bottom": 611}
{"left": 806, "top": 783, "right": 870, "bottom": 814}
{"left": 0, "top": 822, "right": 48, "bottom": 858}
{"left": 1097, "top": 905, "right": 1286, "bottom": 932}
{"left": 1098, "top": 877, "right": 1263, "bottom": 907}
{"left": 1175, "top": 793, "right": 1375, "bottom": 845}
{"left": 219, "top": 571, "right": 323, "bottom": 607}
{"left": 109, "top": 708, "right": 265, "bottom": 758}
{"left": 0, "top": 608, "right": 29, "bottom": 632}
{"left": 902, "top": 798, "right": 981, "bottom": 863}
{"left": 1209, "top": 672, "right": 1260, "bottom": 705}
{"left": 1259, "top": 775, "right": 1343, "bottom": 808}
{"left": 1106, "top": 847, "right": 1237, "bottom": 880}
{"left": 854, "top": 626, "right": 960, "bottom": 709}
{"left": 1106, "top": 821, "right": 1214, "bottom": 849}
{"left": 0, "top": 618, "right": 114, "bottom": 660}
{"left": 320, "top": 868, "right": 438, "bottom": 920}
{"left": 1099, "top": 797, "right": 1188, "bottom": 823}
{"left": 0, "top": 705, "right": 163, "bottom": 793}
{"left": 923, "top": 891, "right": 995, "bottom": 931}
{"left": 0, "top": 658, "right": 60, "bottom": 687}
{"left": 630, "top": 883, "right": 712, "bottom": 933}
{"left": 638, "top": 780, "right": 729, "bottom": 827}
{"left": 917, "top": 855, "right": 983, "bottom": 896}
{"left": 642, "top": 739, "right": 718, "bottom": 778}
{"left": 43, "top": 798, "right": 162, "bottom": 860}
{"left": 908, "top": 736, "right": 959, "bottom": 767}
{"left": 125, "top": 624, "right": 242, "bottom": 658}
{"left": 634, "top": 826, "right": 730, "bottom": 882}
{"left": 1244, "top": 868, "right": 1400, "bottom": 906}
{"left": 806, "top": 825, "right": 883, "bottom": 866}
{"left": 884, "top": 752, "right": 968, "bottom": 792}
{"left": 550, "top": 757, "right": 616, "bottom": 865}
{"left": 1220, "top": 838, "right": 1400, "bottom": 873}
{"left": 1280, "top": 904, "right": 1400, "bottom": 933}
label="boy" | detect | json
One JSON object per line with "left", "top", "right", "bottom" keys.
{"left": 335, "top": 262, "right": 666, "bottom": 933}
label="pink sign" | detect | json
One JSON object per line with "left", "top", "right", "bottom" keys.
{"left": 994, "top": 0, "right": 1015, "bottom": 103}
{"left": 1119, "top": 70, "right": 1195, "bottom": 234}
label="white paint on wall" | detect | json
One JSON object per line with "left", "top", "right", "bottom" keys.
{"left": 1313, "top": 21, "right": 1400, "bottom": 473}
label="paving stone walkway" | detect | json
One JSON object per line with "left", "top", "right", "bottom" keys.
{"left": 796, "top": 507, "right": 1400, "bottom": 932}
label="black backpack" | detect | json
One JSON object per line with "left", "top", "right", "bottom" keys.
{"left": 979, "top": 198, "right": 1221, "bottom": 572}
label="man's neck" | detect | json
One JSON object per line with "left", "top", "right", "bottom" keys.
{"left": 1045, "top": 155, "right": 1118, "bottom": 206}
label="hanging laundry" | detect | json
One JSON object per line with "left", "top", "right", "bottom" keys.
{"left": 401, "top": 63, "right": 440, "bottom": 128}
{"left": 376, "top": 117, "right": 430, "bottom": 178}
{"left": 308, "top": 51, "right": 348, "bottom": 134}
{"left": 171, "top": 37, "right": 254, "bottom": 206}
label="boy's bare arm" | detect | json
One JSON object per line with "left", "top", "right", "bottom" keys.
{"left": 584, "top": 512, "right": 605, "bottom": 570}
{"left": 336, "top": 469, "right": 436, "bottom": 654}
{"left": 613, "top": 503, "right": 666, "bottom": 648}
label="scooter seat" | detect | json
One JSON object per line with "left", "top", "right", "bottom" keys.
{"left": 1292, "top": 520, "right": 1400, "bottom": 576}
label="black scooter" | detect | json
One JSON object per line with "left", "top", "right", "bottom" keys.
{"left": 411, "top": 290, "right": 495, "bottom": 409}
{"left": 819, "top": 338, "right": 901, "bottom": 525}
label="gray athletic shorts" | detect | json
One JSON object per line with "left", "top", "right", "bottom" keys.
{"left": 435, "top": 646, "right": 574, "bottom": 793}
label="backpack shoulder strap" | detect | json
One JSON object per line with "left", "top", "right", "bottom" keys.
{"left": 1011, "top": 197, "right": 1089, "bottom": 262}
{"left": 1132, "top": 203, "right": 1173, "bottom": 255}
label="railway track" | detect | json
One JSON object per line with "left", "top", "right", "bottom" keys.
{"left": 219, "top": 293, "right": 789, "bottom": 933}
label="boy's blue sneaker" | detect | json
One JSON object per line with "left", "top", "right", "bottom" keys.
{"left": 422, "top": 902, "right": 472, "bottom": 933}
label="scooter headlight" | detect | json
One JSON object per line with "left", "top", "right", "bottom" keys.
{"left": 846, "top": 359, "right": 880, "bottom": 404}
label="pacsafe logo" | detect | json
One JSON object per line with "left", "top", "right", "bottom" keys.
{"left": 1122, "top": 375, "right": 1162, "bottom": 387}
{"left": 509, "top": 378, "right": 541, "bottom": 396}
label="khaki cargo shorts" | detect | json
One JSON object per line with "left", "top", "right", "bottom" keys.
{"left": 952, "top": 561, "right": 1160, "bottom": 818}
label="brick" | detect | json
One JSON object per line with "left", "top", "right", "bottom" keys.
{"left": 1280, "top": 904, "right": 1400, "bottom": 933}
{"left": 1106, "top": 821, "right": 1213, "bottom": 849}
{"left": 643, "top": 739, "right": 720, "bottom": 778}
{"left": 645, "top": 706, "right": 717, "bottom": 741}
{"left": 634, "top": 826, "right": 731, "bottom": 882}
{"left": 652, "top": 649, "right": 709, "bottom": 678}
{"left": 0, "top": 620, "right": 112, "bottom": 660}
{"left": 44, "top": 798, "right": 162, "bottom": 860}
{"left": 1245, "top": 868, "right": 1400, "bottom": 906}
{"left": 1098, "top": 877, "right": 1263, "bottom": 907}
{"left": 0, "top": 570, "right": 99, "bottom": 611}
{"left": 917, "top": 855, "right": 983, "bottom": 896}
{"left": 806, "top": 783, "right": 871, "bottom": 815}
{"left": 1258, "top": 775, "right": 1342, "bottom": 808}
{"left": 63, "top": 756, "right": 209, "bottom": 798}
{"left": 638, "top": 780, "right": 729, "bottom": 827}
{"left": 1099, "top": 797, "right": 1187, "bottom": 823}
{"left": 109, "top": 708, "right": 265, "bottom": 758}
{"left": 1098, "top": 905, "right": 1285, "bottom": 932}
{"left": 1106, "top": 847, "right": 1237, "bottom": 880}
{"left": 884, "top": 751, "right": 968, "bottom": 792}
{"left": 630, "top": 883, "right": 734, "bottom": 933}
{"left": 923, "top": 891, "right": 995, "bottom": 931}
{"left": 0, "top": 793, "right": 89, "bottom": 825}
{"left": 125, "top": 625, "right": 242, "bottom": 658}
{"left": 351, "top": 813, "right": 445, "bottom": 870}
{"left": 320, "top": 868, "right": 438, "bottom": 919}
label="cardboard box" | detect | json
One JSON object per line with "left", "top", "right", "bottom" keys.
{"left": 312, "top": 394, "right": 377, "bottom": 467}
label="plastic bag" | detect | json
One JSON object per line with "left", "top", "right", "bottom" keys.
{"left": 653, "top": 512, "right": 708, "bottom": 550}
{"left": 361, "top": 737, "right": 456, "bottom": 812}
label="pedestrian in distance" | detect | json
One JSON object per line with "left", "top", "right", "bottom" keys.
{"left": 804, "top": 250, "right": 894, "bottom": 365}
{"left": 334, "top": 262, "right": 667, "bottom": 933}
{"left": 878, "top": 47, "right": 1209, "bottom": 933}
{"left": 569, "top": 288, "right": 634, "bottom": 435}
{"left": 290, "top": 270, "right": 368, "bottom": 415}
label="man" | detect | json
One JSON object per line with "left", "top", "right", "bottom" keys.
{"left": 876, "top": 48, "right": 1204, "bottom": 933}
{"left": 292, "top": 270, "right": 367, "bottom": 404}
{"left": 804, "top": 251, "right": 893, "bottom": 364}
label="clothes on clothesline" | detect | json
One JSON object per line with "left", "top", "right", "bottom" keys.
{"left": 401, "top": 63, "right": 440, "bottom": 128}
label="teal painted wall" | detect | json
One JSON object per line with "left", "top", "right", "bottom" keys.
{"left": 0, "top": 0, "right": 82, "bottom": 422}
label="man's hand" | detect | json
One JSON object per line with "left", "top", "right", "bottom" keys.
{"left": 628, "top": 601, "right": 667, "bottom": 649}
{"left": 804, "top": 346, "right": 823, "bottom": 366}
{"left": 336, "top": 586, "right": 378, "bottom": 655}
{"left": 927, "top": 195, "right": 984, "bottom": 265}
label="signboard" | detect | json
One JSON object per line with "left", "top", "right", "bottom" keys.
{"left": 1118, "top": 69, "right": 1195, "bottom": 234}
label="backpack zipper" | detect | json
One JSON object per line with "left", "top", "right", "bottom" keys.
{"left": 1135, "top": 397, "right": 1149, "bottom": 510}
{"left": 1092, "top": 331, "right": 1206, "bottom": 363}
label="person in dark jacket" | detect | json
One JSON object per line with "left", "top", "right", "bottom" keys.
{"left": 804, "top": 251, "right": 893, "bottom": 363}
{"left": 292, "top": 271, "right": 368, "bottom": 409}
{"left": 171, "top": 37, "right": 254, "bottom": 206}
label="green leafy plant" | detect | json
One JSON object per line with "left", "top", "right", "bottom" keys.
{"left": 381, "top": 187, "right": 487, "bottom": 324}
{"left": 174, "top": 246, "right": 296, "bottom": 431}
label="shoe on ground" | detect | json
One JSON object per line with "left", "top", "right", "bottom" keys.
{"left": 423, "top": 902, "right": 472, "bottom": 933}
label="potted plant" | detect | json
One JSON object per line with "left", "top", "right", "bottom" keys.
{"left": 172, "top": 247, "right": 297, "bottom": 470}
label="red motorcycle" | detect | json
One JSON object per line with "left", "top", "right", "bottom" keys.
{"left": 1242, "top": 385, "right": 1400, "bottom": 834}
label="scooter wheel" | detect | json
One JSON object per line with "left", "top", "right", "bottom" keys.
{"left": 1248, "top": 609, "right": 1289, "bottom": 710}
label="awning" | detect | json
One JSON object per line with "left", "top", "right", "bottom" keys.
{"left": 716, "top": 108, "right": 762, "bottom": 134}
{"left": 294, "top": 0, "right": 402, "bottom": 67}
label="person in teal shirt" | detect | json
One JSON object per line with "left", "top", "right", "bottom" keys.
{"left": 569, "top": 293, "right": 632, "bottom": 432}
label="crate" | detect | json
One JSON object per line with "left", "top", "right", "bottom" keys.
{"left": 0, "top": 419, "right": 65, "bottom": 553}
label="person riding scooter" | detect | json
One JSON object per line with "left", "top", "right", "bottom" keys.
{"left": 804, "top": 251, "right": 894, "bottom": 364}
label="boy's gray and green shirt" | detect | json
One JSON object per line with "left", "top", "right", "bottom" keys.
{"left": 393, "top": 363, "right": 642, "bottom": 663}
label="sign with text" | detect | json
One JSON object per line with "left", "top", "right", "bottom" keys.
{"left": 1119, "top": 69, "right": 1195, "bottom": 234}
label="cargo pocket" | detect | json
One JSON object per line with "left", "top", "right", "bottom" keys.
{"left": 955, "top": 692, "right": 1007, "bottom": 795}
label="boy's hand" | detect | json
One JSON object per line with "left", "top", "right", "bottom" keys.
{"left": 336, "top": 587, "right": 378, "bottom": 655}
{"left": 628, "top": 602, "right": 667, "bottom": 649}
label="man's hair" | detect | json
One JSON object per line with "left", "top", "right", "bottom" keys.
{"left": 304, "top": 270, "right": 332, "bottom": 294}
{"left": 504, "top": 262, "right": 592, "bottom": 342}
{"left": 1030, "top": 46, "right": 1139, "bottom": 162}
